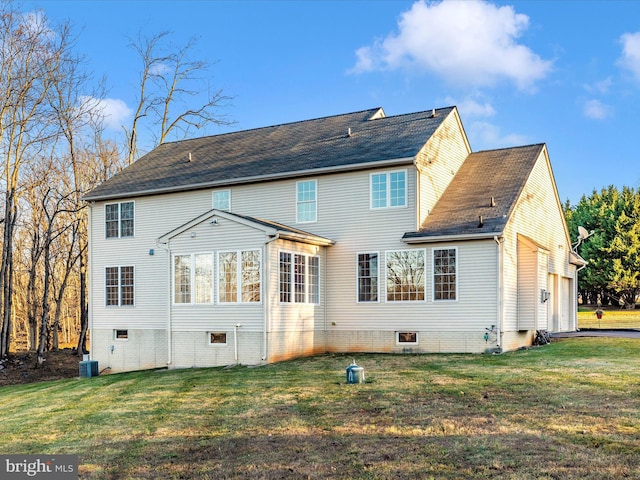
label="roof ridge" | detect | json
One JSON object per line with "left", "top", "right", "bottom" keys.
{"left": 159, "top": 107, "right": 385, "bottom": 146}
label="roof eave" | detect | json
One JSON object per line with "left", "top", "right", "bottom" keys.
{"left": 83, "top": 156, "right": 417, "bottom": 202}
{"left": 402, "top": 231, "right": 503, "bottom": 244}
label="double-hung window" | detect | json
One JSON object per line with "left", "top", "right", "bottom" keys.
{"left": 371, "top": 170, "right": 406, "bottom": 209}
{"left": 434, "top": 248, "right": 457, "bottom": 301}
{"left": 279, "top": 251, "right": 320, "bottom": 303}
{"left": 173, "top": 254, "right": 213, "bottom": 304}
{"left": 296, "top": 180, "right": 317, "bottom": 223}
{"left": 106, "top": 266, "right": 134, "bottom": 306}
{"left": 357, "top": 253, "right": 379, "bottom": 302}
{"left": 218, "top": 250, "right": 261, "bottom": 303}
{"left": 385, "top": 250, "right": 425, "bottom": 301}
{"left": 105, "top": 201, "right": 134, "bottom": 238}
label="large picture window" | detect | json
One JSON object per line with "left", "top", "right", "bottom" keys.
{"left": 279, "top": 251, "right": 320, "bottom": 304}
{"left": 357, "top": 253, "right": 379, "bottom": 302}
{"left": 371, "top": 170, "right": 406, "bottom": 209}
{"left": 105, "top": 201, "right": 134, "bottom": 238}
{"left": 173, "top": 254, "right": 213, "bottom": 304}
{"left": 218, "top": 250, "right": 261, "bottom": 303}
{"left": 386, "top": 250, "right": 425, "bottom": 301}
{"left": 106, "top": 266, "right": 134, "bottom": 306}
{"left": 296, "top": 180, "right": 317, "bottom": 223}
{"left": 434, "top": 248, "right": 457, "bottom": 301}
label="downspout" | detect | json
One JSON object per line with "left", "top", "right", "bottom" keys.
{"left": 87, "top": 202, "right": 93, "bottom": 361}
{"left": 494, "top": 236, "right": 504, "bottom": 351}
{"left": 155, "top": 240, "right": 172, "bottom": 366}
{"left": 263, "top": 233, "right": 280, "bottom": 361}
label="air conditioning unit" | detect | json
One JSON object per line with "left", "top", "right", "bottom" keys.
{"left": 79, "top": 360, "right": 99, "bottom": 378}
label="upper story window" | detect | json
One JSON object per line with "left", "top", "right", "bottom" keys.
{"left": 212, "top": 190, "right": 231, "bottom": 211}
{"left": 385, "top": 249, "right": 425, "bottom": 301}
{"left": 173, "top": 253, "right": 213, "bottom": 304}
{"left": 279, "top": 251, "right": 320, "bottom": 304}
{"left": 357, "top": 252, "right": 379, "bottom": 302}
{"left": 434, "top": 248, "right": 457, "bottom": 301}
{"left": 105, "top": 201, "right": 134, "bottom": 238}
{"left": 371, "top": 170, "right": 407, "bottom": 209}
{"left": 296, "top": 180, "right": 317, "bottom": 223}
{"left": 106, "top": 266, "right": 134, "bottom": 306}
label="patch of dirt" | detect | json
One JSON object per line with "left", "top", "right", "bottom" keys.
{"left": 0, "top": 349, "right": 82, "bottom": 386}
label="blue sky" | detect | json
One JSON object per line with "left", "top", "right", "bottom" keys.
{"left": 33, "top": 0, "right": 640, "bottom": 205}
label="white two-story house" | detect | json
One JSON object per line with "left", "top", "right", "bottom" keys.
{"left": 84, "top": 106, "right": 583, "bottom": 373}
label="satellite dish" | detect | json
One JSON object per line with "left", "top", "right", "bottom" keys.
{"left": 578, "top": 226, "right": 589, "bottom": 239}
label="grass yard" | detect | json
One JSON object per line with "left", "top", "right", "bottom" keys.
{"left": 578, "top": 306, "right": 640, "bottom": 329}
{"left": 1, "top": 338, "right": 640, "bottom": 479}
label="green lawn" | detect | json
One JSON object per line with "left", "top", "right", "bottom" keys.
{"left": 578, "top": 306, "right": 640, "bottom": 329}
{"left": 2, "top": 338, "right": 640, "bottom": 479}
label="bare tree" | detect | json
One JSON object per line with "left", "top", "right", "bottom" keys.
{"left": 124, "top": 31, "right": 233, "bottom": 165}
{"left": 0, "top": 5, "right": 77, "bottom": 357}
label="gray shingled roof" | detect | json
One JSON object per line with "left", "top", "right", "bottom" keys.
{"left": 85, "top": 107, "right": 454, "bottom": 201}
{"left": 403, "top": 144, "right": 546, "bottom": 241}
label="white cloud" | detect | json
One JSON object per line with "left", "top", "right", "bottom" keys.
{"left": 582, "top": 99, "right": 612, "bottom": 120}
{"left": 444, "top": 95, "right": 496, "bottom": 118}
{"left": 618, "top": 32, "right": 640, "bottom": 82}
{"left": 583, "top": 77, "right": 612, "bottom": 95}
{"left": 81, "top": 97, "right": 132, "bottom": 131}
{"left": 351, "top": 0, "right": 552, "bottom": 91}
{"left": 468, "top": 121, "right": 528, "bottom": 150}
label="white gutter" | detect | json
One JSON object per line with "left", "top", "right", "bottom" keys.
{"left": 84, "top": 157, "right": 416, "bottom": 202}
{"left": 403, "top": 232, "right": 501, "bottom": 244}
{"left": 262, "top": 233, "right": 280, "bottom": 361}
{"left": 494, "top": 236, "right": 505, "bottom": 350}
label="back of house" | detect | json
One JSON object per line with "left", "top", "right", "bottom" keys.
{"left": 84, "top": 106, "right": 581, "bottom": 373}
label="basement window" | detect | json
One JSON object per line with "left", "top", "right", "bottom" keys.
{"left": 209, "top": 332, "right": 227, "bottom": 345}
{"left": 396, "top": 332, "right": 418, "bottom": 345}
{"left": 114, "top": 329, "right": 129, "bottom": 340}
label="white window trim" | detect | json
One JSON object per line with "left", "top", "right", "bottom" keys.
{"left": 105, "top": 265, "right": 135, "bottom": 307}
{"left": 216, "top": 249, "right": 262, "bottom": 304}
{"left": 396, "top": 331, "right": 419, "bottom": 345}
{"left": 207, "top": 332, "right": 228, "bottom": 346}
{"left": 105, "top": 201, "right": 135, "bottom": 239}
{"left": 172, "top": 253, "right": 214, "bottom": 305}
{"left": 278, "top": 250, "right": 321, "bottom": 305}
{"left": 384, "top": 249, "right": 426, "bottom": 303}
{"left": 212, "top": 189, "right": 231, "bottom": 212}
{"left": 296, "top": 179, "right": 317, "bottom": 224}
{"left": 432, "top": 247, "right": 458, "bottom": 302}
{"left": 370, "top": 169, "right": 407, "bottom": 210}
{"left": 356, "top": 251, "right": 380, "bottom": 303}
